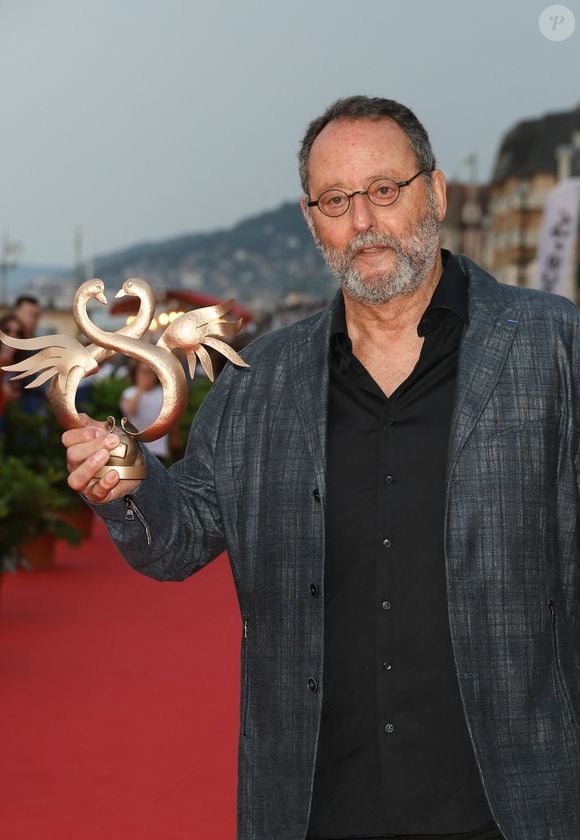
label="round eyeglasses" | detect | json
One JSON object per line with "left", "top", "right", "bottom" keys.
{"left": 307, "top": 169, "right": 430, "bottom": 217}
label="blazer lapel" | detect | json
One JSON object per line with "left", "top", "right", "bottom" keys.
{"left": 286, "top": 264, "right": 520, "bottom": 495}
{"left": 289, "top": 306, "right": 333, "bottom": 496}
{"left": 447, "top": 261, "right": 521, "bottom": 480}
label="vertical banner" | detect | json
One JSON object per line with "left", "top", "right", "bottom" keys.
{"left": 534, "top": 178, "right": 580, "bottom": 301}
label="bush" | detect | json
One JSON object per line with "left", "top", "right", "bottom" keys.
{"left": 0, "top": 456, "right": 81, "bottom": 570}
{"left": 82, "top": 374, "right": 130, "bottom": 422}
{"left": 172, "top": 378, "right": 213, "bottom": 459}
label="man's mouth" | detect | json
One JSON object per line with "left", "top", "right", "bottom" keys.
{"left": 354, "top": 245, "right": 391, "bottom": 256}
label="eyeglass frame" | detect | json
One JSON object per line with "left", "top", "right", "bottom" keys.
{"left": 306, "top": 168, "right": 432, "bottom": 217}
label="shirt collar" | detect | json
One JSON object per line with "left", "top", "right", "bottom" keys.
{"left": 417, "top": 249, "right": 469, "bottom": 336}
{"left": 330, "top": 249, "right": 469, "bottom": 345}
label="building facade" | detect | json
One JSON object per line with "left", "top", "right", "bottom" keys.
{"left": 440, "top": 181, "right": 491, "bottom": 269}
{"left": 488, "top": 104, "right": 580, "bottom": 300}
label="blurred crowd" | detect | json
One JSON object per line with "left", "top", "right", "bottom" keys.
{"left": 0, "top": 296, "right": 43, "bottom": 433}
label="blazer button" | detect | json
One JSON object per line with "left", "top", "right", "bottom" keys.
{"left": 310, "top": 583, "right": 320, "bottom": 597}
{"left": 307, "top": 677, "right": 318, "bottom": 692}
{"left": 312, "top": 488, "right": 321, "bottom": 502}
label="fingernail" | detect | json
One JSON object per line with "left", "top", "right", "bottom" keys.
{"left": 105, "top": 435, "right": 119, "bottom": 446}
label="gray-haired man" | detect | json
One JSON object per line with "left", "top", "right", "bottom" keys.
{"left": 64, "top": 96, "right": 580, "bottom": 840}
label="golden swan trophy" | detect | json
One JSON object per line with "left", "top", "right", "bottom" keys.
{"left": 0, "top": 278, "right": 249, "bottom": 479}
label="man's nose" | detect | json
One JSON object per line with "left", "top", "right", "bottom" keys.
{"left": 350, "top": 191, "right": 375, "bottom": 232}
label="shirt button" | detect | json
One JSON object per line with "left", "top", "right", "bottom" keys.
{"left": 384, "top": 475, "right": 393, "bottom": 485}
{"left": 384, "top": 723, "right": 395, "bottom": 734}
{"left": 381, "top": 662, "right": 393, "bottom": 672}
{"left": 312, "top": 488, "right": 321, "bottom": 502}
{"left": 307, "top": 677, "right": 318, "bottom": 692}
{"left": 382, "top": 420, "right": 393, "bottom": 431}
{"left": 309, "top": 583, "right": 319, "bottom": 597}
{"left": 382, "top": 538, "right": 391, "bottom": 548}
{"left": 381, "top": 600, "right": 392, "bottom": 611}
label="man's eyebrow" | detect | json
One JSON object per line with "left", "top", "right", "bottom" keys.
{"left": 315, "top": 173, "right": 401, "bottom": 192}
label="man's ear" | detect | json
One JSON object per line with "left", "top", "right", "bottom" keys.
{"left": 300, "top": 197, "right": 317, "bottom": 237}
{"left": 431, "top": 170, "right": 447, "bottom": 223}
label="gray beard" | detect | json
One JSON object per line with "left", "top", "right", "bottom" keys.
{"left": 310, "top": 210, "right": 441, "bottom": 305}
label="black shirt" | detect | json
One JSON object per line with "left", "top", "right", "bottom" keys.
{"left": 307, "top": 252, "right": 497, "bottom": 839}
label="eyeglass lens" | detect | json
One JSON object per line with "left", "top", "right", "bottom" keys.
{"left": 317, "top": 178, "right": 400, "bottom": 217}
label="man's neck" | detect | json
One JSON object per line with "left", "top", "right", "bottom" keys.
{"left": 343, "top": 251, "right": 444, "bottom": 347}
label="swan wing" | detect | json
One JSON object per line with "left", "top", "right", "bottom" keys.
{"left": 2, "top": 347, "right": 64, "bottom": 376}
{"left": 0, "top": 331, "right": 81, "bottom": 352}
{"left": 26, "top": 367, "right": 62, "bottom": 389}
{"left": 209, "top": 318, "right": 243, "bottom": 338}
{"left": 157, "top": 311, "right": 242, "bottom": 351}
{"left": 194, "top": 345, "right": 215, "bottom": 381}
{"left": 1, "top": 336, "right": 98, "bottom": 390}
{"left": 201, "top": 336, "right": 249, "bottom": 369}
{"left": 184, "top": 299, "right": 236, "bottom": 326}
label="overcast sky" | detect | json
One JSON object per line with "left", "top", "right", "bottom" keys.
{"left": 1, "top": 0, "right": 579, "bottom": 266}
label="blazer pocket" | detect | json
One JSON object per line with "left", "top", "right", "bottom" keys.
{"left": 485, "top": 415, "right": 557, "bottom": 441}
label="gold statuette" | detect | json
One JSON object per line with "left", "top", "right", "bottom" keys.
{"left": 0, "top": 278, "right": 249, "bottom": 479}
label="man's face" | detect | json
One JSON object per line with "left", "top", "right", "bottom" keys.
{"left": 301, "top": 118, "right": 447, "bottom": 305}
{"left": 16, "top": 302, "right": 41, "bottom": 336}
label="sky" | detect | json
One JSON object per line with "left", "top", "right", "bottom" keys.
{"left": 1, "top": 0, "right": 579, "bottom": 266}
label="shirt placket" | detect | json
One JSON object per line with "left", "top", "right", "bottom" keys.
{"left": 376, "top": 396, "right": 397, "bottom": 782}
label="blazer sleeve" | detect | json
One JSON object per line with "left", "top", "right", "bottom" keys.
{"left": 89, "top": 362, "right": 238, "bottom": 581}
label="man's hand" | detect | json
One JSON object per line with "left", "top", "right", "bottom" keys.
{"left": 63, "top": 415, "right": 143, "bottom": 504}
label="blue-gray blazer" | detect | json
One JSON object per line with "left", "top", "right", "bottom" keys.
{"left": 97, "top": 256, "right": 580, "bottom": 840}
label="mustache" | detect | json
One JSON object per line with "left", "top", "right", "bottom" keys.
{"left": 346, "top": 232, "right": 402, "bottom": 258}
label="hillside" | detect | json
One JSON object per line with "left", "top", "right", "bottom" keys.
{"left": 90, "top": 201, "right": 337, "bottom": 305}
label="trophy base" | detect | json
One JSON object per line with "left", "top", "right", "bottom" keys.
{"left": 95, "top": 419, "right": 147, "bottom": 480}
{"left": 95, "top": 463, "right": 148, "bottom": 480}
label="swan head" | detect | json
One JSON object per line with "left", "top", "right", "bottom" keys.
{"left": 115, "top": 277, "right": 151, "bottom": 300}
{"left": 76, "top": 278, "right": 107, "bottom": 306}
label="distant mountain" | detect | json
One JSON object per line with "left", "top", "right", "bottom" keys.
{"left": 89, "top": 201, "right": 337, "bottom": 306}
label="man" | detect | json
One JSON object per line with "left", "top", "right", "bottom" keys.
{"left": 63, "top": 97, "right": 580, "bottom": 840}
{"left": 11, "top": 295, "right": 44, "bottom": 414}
{"left": 14, "top": 294, "right": 41, "bottom": 338}
{"left": 0, "top": 314, "right": 25, "bottom": 431}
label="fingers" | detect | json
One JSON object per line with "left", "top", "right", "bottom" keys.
{"left": 84, "top": 469, "right": 122, "bottom": 503}
{"left": 61, "top": 414, "right": 106, "bottom": 445}
{"left": 66, "top": 432, "right": 121, "bottom": 498}
{"left": 63, "top": 424, "right": 120, "bottom": 500}
{"left": 63, "top": 427, "right": 118, "bottom": 475}
{"left": 63, "top": 422, "right": 143, "bottom": 504}
{"left": 62, "top": 424, "right": 101, "bottom": 448}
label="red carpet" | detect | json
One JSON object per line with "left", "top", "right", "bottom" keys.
{"left": 0, "top": 519, "right": 239, "bottom": 839}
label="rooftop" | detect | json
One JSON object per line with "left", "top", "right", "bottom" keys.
{"left": 492, "top": 103, "right": 580, "bottom": 184}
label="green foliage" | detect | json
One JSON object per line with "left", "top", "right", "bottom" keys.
{"left": 0, "top": 456, "right": 81, "bottom": 567}
{"left": 2, "top": 400, "right": 78, "bottom": 510}
{"left": 82, "top": 374, "right": 130, "bottom": 422}
{"left": 4, "top": 400, "right": 67, "bottom": 473}
{"left": 173, "top": 377, "right": 213, "bottom": 458}
{"left": 1, "top": 401, "right": 84, "bottom": 569}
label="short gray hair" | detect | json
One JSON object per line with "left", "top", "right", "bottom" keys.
{"left": 298, "top": 95, "right": 437, "bottom": 195}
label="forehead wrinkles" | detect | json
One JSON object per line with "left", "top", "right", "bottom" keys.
{"left": 308, "top": 118, "right": 417, "bottom": 192}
